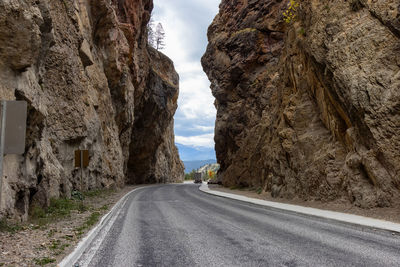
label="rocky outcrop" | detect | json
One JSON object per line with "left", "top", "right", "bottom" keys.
{"left": 128, "top": 47, "right": 184, "bottom": 184}
{"left": 0, "top": 0, "right": 183, "bottom": 221}
{"left": 202, "top": 0, "right": 400, "bottom": 208}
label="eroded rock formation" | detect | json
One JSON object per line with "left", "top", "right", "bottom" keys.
{"left": 202, "top": 0, "right": 400, "bottom": 208}
{"left": 128, "top": 47, "right": 183, "bottom": 184}
{"left": 0, "top": 0, "right": 183, "bottom": 220}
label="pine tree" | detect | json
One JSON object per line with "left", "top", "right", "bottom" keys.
{"left": 147, "top": 17, "right": 155, "bottom": 48}
{"left": 155, "top": 23, "right": 165, "bottom": 50}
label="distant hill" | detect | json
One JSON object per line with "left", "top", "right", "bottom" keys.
{"left": 183, "top": 159, "right": 217, "bottom": 173}
{"left": 197, "top": 163, "right": 220, "bottom": 174}
{"left": 176, "top": 144, "right": 216, "bottom": 161}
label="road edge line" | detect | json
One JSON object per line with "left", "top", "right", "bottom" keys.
{"left": 59, "top": 185, "right": 151, "bottom": 267}
{"left": 199, "top": 183, "right": 400, "bottom": 233}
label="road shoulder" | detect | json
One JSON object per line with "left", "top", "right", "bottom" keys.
{"left": 0, "top": 185, "right": 146, "bottom": 266}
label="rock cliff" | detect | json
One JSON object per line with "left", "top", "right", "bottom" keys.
{"left": 128, "top": 47, "right": 183, "bottom": 184}
{"left": 202, "top": 0, "right": 400, "bottom": 208}
{"left": 0, "top": 0, "right": 183, "bottom": 220}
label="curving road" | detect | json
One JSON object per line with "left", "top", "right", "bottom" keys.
{"left": 75, "top": 184, "right": 400, "bottom": 266}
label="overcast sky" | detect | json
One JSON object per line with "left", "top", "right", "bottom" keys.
{"left": 152, "top": 0, "right": 220, "bottom": 161}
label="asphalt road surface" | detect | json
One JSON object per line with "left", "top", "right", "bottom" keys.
{"left": 78, "top": 184, "right": 400, "bottom": 266}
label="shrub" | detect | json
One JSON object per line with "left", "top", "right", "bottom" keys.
{"left": 185, "top": 169, "right": 196, "bottom": 180}
{"left": 30, "top": 197, "right": 89, "bottom": 226}
{"left": 283, "top": 0, "right": 299, "bottom": 24}
{"left": 71, "top": 190, "right": 83, "bottom": 200}
{"left": 0, "top": 219, "right": 22, "bottom": 233}
{"left": 33, "top": 257, "right": 56, "bottom": 266}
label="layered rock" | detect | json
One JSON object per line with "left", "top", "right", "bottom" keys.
{"left": 202, "top": 0, "right": 400, "bottom": 208}
{"left": 0, "top": 0, "right": 183, "bottom": 221}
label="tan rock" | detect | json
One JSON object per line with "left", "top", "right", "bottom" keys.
{"left": 202, "top": 0, "right": 400, "bottom": 207}
{"left": 0, "top": 0, "right": 183, "bottom": 220}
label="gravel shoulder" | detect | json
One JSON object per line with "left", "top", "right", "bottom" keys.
{"left": 0, "top": 185, "right": 145, "bottom": 266}
{"left": 209, "top": 185, "right": 400, "bottom": 224}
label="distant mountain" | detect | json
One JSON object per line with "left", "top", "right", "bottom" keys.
{"left": 197, "top": 163, "right": 220, "bottom": 174}
{"left": 183, "top": 159, "right": 217, "bottom": 173}
{"left": 176, "top": 144, "right": 216, "bottom": 161}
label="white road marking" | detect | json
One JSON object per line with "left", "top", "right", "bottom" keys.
{"left": 199, "top": 183, "right": 400, "bottom": 233}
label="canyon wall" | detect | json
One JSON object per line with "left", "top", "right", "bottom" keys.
{"left": 128, "top": 47, "right": 183, "bottom": 184}
{"left": 202, "top": 0, "right": 400, "bottom": 208}
{"left": 0, "top": 0, "right": 183, "bottom": 220}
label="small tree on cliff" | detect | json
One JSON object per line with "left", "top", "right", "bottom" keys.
{"left": 147, "top": 17, "right": 156, "bottom": 48}
{"left": 155, "top": 23, "right": 165, "bottom": 50}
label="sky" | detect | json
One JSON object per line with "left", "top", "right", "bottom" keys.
{"left": 152, "top": 0, "right": 221, "bottom": 161}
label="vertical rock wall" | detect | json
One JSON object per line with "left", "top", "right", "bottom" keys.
{"left": 0, "top": 0, "right": 183, "bottom": 221}
{"left": 128, "top": 47, "right": 184, "bottom": 184}
{"left": 202, "top": 0, "right": 400, "bottom": 208}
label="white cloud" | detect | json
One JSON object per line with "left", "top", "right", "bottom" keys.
{"left": 176, "top": 62, "right": 204, "bottom": 76}
{"left": 153, "top": 1, "right": 217, "bottom": 122}
{"left": 152, "top": 5, "right": 191, "bottom": 66}
{"left": 176, "top": 133, "right": 215, "bottom": 148}
{"left": 153, "top": 0, "right": 219, "bottom": 157}
{"left": 193, "top": 125, "right": 215, "bottom": 132}
{"left": 179, "top": 75, "right": 216, "bottom": 120}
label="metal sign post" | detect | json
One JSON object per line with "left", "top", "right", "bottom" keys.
{"left": 0, "top": 100, "right": 27, "bottom": 210}
{"left": 81, "top": 150, "right": 83, "bottom": 194}
{"left": 0, "top": 101, "right": 7, "bottom": 210}
{"left": 74, "top": 150, "right": 89, "bottom": 194}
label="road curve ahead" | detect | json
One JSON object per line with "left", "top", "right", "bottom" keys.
{"left": 77, "top": 184, "right": 400, "bottom": 266}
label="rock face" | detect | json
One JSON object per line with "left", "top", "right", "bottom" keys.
{"left": 128, "top": 47, "right": 184, "bottom": 184}
{"left": 202, "top": 0, "right": 400, "bottom": 208}
{"left": 0, "top": 0, "right": 183, "bottom": 221}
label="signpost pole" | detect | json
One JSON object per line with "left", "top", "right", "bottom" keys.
{"left": 80, "top": 150, "right": 83, "bottom": 194}
{"left": 0, "top": 101, "right": 7, "bottom": 210}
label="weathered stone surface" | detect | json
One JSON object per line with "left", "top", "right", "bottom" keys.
{"left": 128, "top": 47, "right": 184, "bottom": 184}
{"left": 0, "top": 0, "right": 183, "bottom": 220}
{"left": 202, "top": 0, "right": 400, "bottom": 208}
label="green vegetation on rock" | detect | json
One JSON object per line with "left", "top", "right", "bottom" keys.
{"left": 75, "top": 211, "right": 101, "bottom": 237}
{"left": 283, "top": 0, "right": 299, "bottom": 23}
{"left": 33, "top": 257, "right": 56, "bottom": 266}
{"left": 0, "top": 219, "right": 22, "bottom": 233}
{"left": 30, "top": 197, "right": 88, "bottom": 226}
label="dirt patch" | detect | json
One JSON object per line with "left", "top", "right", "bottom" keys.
{"left": 209, "top": 185, "right": 400, "bottom": 224}
{"left": 0, "top": 185, "right": 144, "bottom": 266}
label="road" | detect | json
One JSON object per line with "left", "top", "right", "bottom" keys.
{"left": 75, "top": 184, "right": 400, "bottom": 266}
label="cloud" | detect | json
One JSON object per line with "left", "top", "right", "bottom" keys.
{"left": 153, "top": 2, "right": 217, "bottom": 121}
{"left": 178, "top": 75, "right": 216, "bottom": 120}
{"left": 193, "top": 125, "right": 215, "bottom": 132}
{"left": 153, "top": 1, "right": 219, "bottom": 61}
{"left": 176, "top": 143, "right": 216, "bottom": 161}
{"left": 175, "top": 133, "right": 215, "bottom": 148}
{"left": 153, "top": 0, "right": 219, "bottom": 157}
